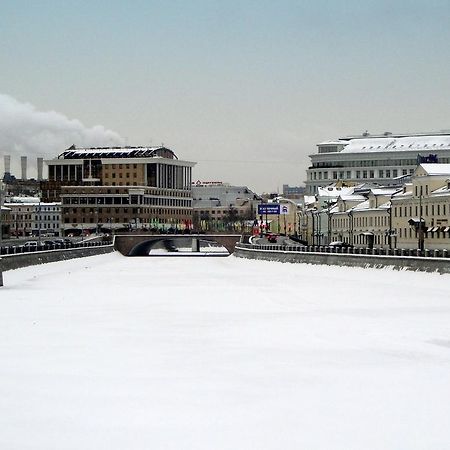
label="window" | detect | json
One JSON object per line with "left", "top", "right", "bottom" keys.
{"left": 369, "top": 170, "right": 374, "bottom": 178}
{"left": 379, "top": 170, "right": 384, "bottom": 178}
{"left": 393, "top": 169, "right": 398, "bottom": 177}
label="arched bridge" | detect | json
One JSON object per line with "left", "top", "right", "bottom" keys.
{"left": 114, "top": 234, "right": 243, "bottom": 256}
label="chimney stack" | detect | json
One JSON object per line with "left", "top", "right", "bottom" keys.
{"left": 3, "top": 155, "right": 11, "bottom": 174}
{"left": 21, "top": 156, "right": 27, "bottom": 180}
{"left": 37, "top": 157, "right": 44, "bottom": 181}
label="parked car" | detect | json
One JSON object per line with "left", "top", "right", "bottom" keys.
{"left": 329, "top": 241, "right": 353, "bottom": 248}
{"left": 23, "top": 241, "right": 39, "bottom": 251}
{"left": 267, "top": 233, "right": 278, "bottom": 243}
{"left": 23, "top": 241, "right": 39, "bottom": 248}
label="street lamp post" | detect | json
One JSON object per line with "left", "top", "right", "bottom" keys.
{"left": 348, "top": 209, "right": 354, "bottom": 246}
{"left": 418, "top": 193, "right": 425, "bottom": 251}
{"left": 37, "top": 197, "right": 42, "bottom": 245}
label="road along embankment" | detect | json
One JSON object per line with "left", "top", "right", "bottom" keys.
{"left": 0, "top": 245, "right": 115, "bottom": 272}
{"left": 234, "top": 244, "right": 450, "bottom": 275}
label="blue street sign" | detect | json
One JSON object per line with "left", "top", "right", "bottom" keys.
{"left": 258, "top": 204, "right": 280, "bottom": 215}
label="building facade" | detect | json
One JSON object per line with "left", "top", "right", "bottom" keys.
{"left": 42, "top": 146, "right": 195, "bottom": 234}
{"left": 4, "top": 198, "right": 61, "bottom": 237}
{"left": 312, "top": 165, "right": 450, "bottom": 250}
{"left": 391, "top": 164, "right": 450, "bottom": 250}
{"left": 305, "top": 132, "right": 450, "bottom": 194}
{"left": 192, "top": 181, "right": 259, "bottom": 231}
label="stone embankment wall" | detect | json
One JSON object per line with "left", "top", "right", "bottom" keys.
{"left": 234, "top": 244, "right": 450, "bottom": 275}
{"left": 0, "top": 245, "right": 115, "bottom": 272}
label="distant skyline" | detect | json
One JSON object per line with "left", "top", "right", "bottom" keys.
{"left": 1, "top": 0, "right": 450, "bottom": 192}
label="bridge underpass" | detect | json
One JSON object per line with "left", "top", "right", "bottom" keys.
{"left": 114, "top": 234, "right": 242, "bottom": 256}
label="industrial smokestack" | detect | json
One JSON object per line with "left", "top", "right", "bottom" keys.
{"left": 37, "top": 157, "right": 43, "bottom": 181}
{"left": 21, "top": 156, "right": 27, "bottom": 180}
{"left": 3, "top": 155, "right": 11, "bottom": 174}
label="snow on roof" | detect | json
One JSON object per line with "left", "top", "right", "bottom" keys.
{"left": 431, "top": 185, "right": 450, "bottom": 195}
{"left": 1, "top": 205, "right": 11, "bottom": 211}
{"left": 317, "top": 141, "right": 344, "bottom": 146}
{"left": 317, "top": 185, "right": 354, "bottom": 198}
{"left": 338, "top": 134, "right": 450, "bottom": 154}
{"left": 58, "top": 146, "right": 178, "bottom": 160}
{"left": 419, "top": 163, "right": 450, "bottom": 176}
{"left": 339, "top": 194, "right": 366, "bottom": 202}
{"left": 303, "top": 195, "right": 316, "bottom": 205}
{"left": 378, "top": 201, "right": 391, "bottom": 210}
{"left": 7, "top": 196, "right": 40, "bottom": 204}
{"left": 370, "top": 187, "right": 402, "bottom": 196}
{"left": 352, "top": 199, "right": 370, "bottom": 210}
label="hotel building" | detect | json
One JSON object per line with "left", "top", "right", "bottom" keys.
{"left": 41, "top": 146, "right": 196, "bottom": 234}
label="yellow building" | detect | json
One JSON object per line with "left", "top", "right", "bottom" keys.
{"left": 392, "top": 164, "right": 450, "bottom": 250}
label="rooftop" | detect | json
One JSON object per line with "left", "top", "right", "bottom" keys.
{"left": 58, "top": 146, "right": 178, "bottom": 160}
{"left": 318, "top": 132, "right": 450, "bottom": 154}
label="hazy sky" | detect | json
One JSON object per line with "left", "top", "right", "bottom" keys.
{"left": 1, "top": 0, "right": 450, "bottom": 192}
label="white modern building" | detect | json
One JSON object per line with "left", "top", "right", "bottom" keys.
{"left": 305, "top": 131, "right": 450, "bottom": 194}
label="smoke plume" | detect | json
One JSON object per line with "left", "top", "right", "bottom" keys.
{"left": 0, "top": 93, "right": 124, "bottom": 176}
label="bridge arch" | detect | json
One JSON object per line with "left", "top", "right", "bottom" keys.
{"left": 114, "top": 234, "right": 241, "bottom": 256}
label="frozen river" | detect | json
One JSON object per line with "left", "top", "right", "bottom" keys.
{"left": 1, "top": 253, "right": 450, "bottom": 449}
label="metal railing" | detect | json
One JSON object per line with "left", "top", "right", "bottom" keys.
{"left": 236, "top": 242, "right": 450, "bottom": 259}
{"left": 0, "top": 240, "right": 112, "bottom": 256}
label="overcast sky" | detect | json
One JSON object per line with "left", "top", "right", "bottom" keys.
{"left": 1, "top": 0, "right": 450, "bottom": 192}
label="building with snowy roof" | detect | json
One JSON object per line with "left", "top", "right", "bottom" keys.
{"left": 305, "top": 131, "right": 450, "bottom": 194}
{"left": 317, "top": 164, "right": 450, "bottom": 250}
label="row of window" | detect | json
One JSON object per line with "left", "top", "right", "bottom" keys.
{"left": 310, "top": 168, "right": 414, "bottom": 181}
{"left": 104, "top": 172, "right": 139, "bottom": 179}
{"left": 333, "top": 216, "right": 390, "bottom": 229}
{"left": 394, "top": 203, "right": 447, "bottom": 218}
{"left": 64, "top": 207, "right": 189, "bottom": 217}
{"left": 62, "top": 197, "right": 191, "bottom": 207}
{"left": 9, "top": 223, "right": 59, "bottom": 229}
{"left": 313, "top": 158, "right": 450, "bottom": 169}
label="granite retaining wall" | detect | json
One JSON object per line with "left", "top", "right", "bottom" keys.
{"left": 234, "top": 244, "right": 450, "bottom": 275}
{"left": 0, "top": 245, "right": 115, "bottom": 272}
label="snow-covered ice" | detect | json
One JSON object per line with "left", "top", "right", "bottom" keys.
{"left": 1, "top": 253, "right": 450, "bottom": 450}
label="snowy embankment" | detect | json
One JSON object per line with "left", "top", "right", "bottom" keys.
{"left": 1, "top": 253, "right": 450, "bottom": 450}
